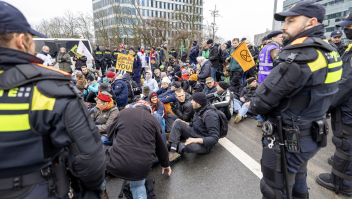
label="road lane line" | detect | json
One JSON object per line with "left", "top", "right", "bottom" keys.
{"left": 219, "top": 138, "right": 263, "bottom": 179}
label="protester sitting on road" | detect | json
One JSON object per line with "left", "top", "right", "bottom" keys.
{"left": 111, "top": 74, "right": 129, "bottom": 110}
{"left": 84, "top": 75, "right": 100, "bottom": 103}
{"left": 233, "top": 77, "right": 263, "bottom": 126}
{"left": 171, "top": 88, "right": 195, "bottom": 123}
{"left": 154, "top": 69, "right": 162, "bottom": 84}
{"left": 157, "top": 77, "right": 172, "bottom": 97}
{"left": 75, "top": 73, "right": 86, "bottom": 93}
{"left": 197, "top": 56, "right": 212, "bottom": 84}
{"left": 82, "top": 65, "right": 96, "bottom": 80}
{"left": 228, "top": 75, "right": 243, "bottom": 101}
{"left": 206, "top": 81, "right": 233, "bottom": 120}
{"left": 220, "top": 66, "right": 231, "bottom": 82}
{"left": 91, "top": 92, "right": 119, "bottom": 134}
{"left": 186, "top": 74, "right": 204, "bottom": 94}
{"left": 143, "top": 71, "right": 159, "bottom": 92}
{"left": 105, "top": 102, "right": 171, "bottom": 199}
{"left": 36, "top": 46, "right": 54, "bottom": 66}
{"left": 149, "top": 92, "right": 166, "bottom": 118}
{"left": 99, "top": 82, "right": 116, "bottom": 101}
{"left": 166, "top": 66, "right": 174, "bottom": 76}
{"left": 124, "top": 73, "right": 140, "bottom": 103}
{"left": 57, "top": 47, "right": 72, "bottom": 73}
{"left": 168, "top": 92, "right": 220, "bottom": 164}
{"left": 181, "top": 69, "right": 189, "bottom": 80}
{"left": 141, "top": 86, "right": 151, "bottom": 102}
{"left": 203, "top": 77, "right": 218, "bottom": 96}
{"left": 160, "top": 65, "right": 166, "bottom": 72}
{"left": 159, "top": 82, "right": 179, "bottom": 105}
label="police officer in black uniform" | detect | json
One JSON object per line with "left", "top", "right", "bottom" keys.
{"left": 329, "top": 30, "right": 347, "bottom": 56}
{"left": 103, "top": 45, "right": 112, "bottom": 75}
{"left": 249, "top": 2, "right": 342, "bottom": 198}
{"left": 169, "top": 46, "right": 178, "bottom": 59}
{"left": 316, "top": 14, "right": 352, "bottom": 197}
{"left": 0, "top": 2, "right": 105, "bottom": 199}
{"left": 112, "top": 46, "right": 119, "bottom": 68}
{"left": 258, "top": 36, "right": 268, "bottom": 51}
{"left": 156, "top": 45, "right": 162, "bottom": 55}
{"left": 93, "top": 44, "right": 104, "bottom": 76}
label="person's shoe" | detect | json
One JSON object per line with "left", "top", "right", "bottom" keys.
{"left": 166, "top": 141, "right": 171, "bottom": 151}
{"left": 328, "top": 156, "right": 334, "bottom": 165}
{"left": 257, "top": 121, "right": 263, "bottom": 127}
{"left": 316, "top": 173, "right": 352, "bottom": 196}
{"left": 165, "top": 133, "right": 170, "bottom": 140}
{"left": 169, "top": 152, "right": 181, "bottom": 166}
{"left": 234, "top": 115, "right": 242, "bottom": 124}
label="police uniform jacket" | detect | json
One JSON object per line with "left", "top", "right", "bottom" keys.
{"left": 0, "top": 47, "right": 105, "bottom": 196}
{"left": 93, "top": 48, "right": 104, "bottom": 63}
{"left": 103, "top": 49, "right": 112, "bottom": 62}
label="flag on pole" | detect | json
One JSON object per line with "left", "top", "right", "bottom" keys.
{"left": 181, "top": 42, "right": 185, "bottom": 53}
{"left": 231, "top": 42, "right": 255, "bottom": 72}
{"left": 77, "top": 40, "right": 93, "bottom": 59}
{"left": 118, "top": 42, "right": 125, "bottom": 51}
{"left": 70, "top": 45, "right": 82, "bottom": 57}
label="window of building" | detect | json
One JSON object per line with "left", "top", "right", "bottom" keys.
{"left": 142, "top": 0, "right": 145, "bottom": 6}
{"left": 160, "top": 2, "right": 162, "bottom": 8}
{"left": 155, "top": 1, "right": 158, "bottom": 8}
{"left": 164, "top": 2, "right": 166, "bottom": 9}
{"left": 151, "top": 0, "right": 153, "bottom": 7}
{"left": 147, "top": 9, "right": 149, "bottom": 16}
{"left": 155, "top": 11, "right": 158, "bottom": 17}
{"left": 168, "top": 3, "right": 170, "bottom": 9}
{"left": 147, "top": 0, "right": 149, "bottom": 7}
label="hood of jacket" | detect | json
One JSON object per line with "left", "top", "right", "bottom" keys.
{"left": 124, "top": 73, "right": 132, "bottom": 81}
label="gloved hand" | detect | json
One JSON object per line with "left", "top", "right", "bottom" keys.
{"left": 61, "top": 57, "right": 67, "bottom": 62}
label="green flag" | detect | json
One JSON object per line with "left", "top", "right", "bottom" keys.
{"left": 181, "top": 42, "right": 185, "bottom": 53}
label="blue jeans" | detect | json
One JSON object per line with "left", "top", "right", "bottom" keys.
{"left": 130, "top": 179, "right": 147, "bottom": 199}
{"left": 211, "top": 67, "right": 217, "bottom": 81}
{"left": 152, "top": 113, "right": 167, "bottom": 142}
{"left": 233, "top": 99, "right": 263, "bottom": 122}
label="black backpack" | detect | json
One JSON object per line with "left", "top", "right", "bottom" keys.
{"left": 202, "top": 109, "right": 228, "bottom": 138}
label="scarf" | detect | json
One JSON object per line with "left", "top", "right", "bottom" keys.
{"left": 150, "top": 51, "right": 156, "bottom": 59}
{"left": 39, "top": 50, "right": 48, "bottom": 56}
{"left": 98, "top": 98, "right": 114, "bottom": 111}
{"left": 267, "top": 40, "right": 281, "bottom": 48}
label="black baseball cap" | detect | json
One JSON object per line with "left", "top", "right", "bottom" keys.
{"left": 330, "top": 30, "right": 343, "bottom": 37}
{"left": 0, "top": 1, "right": 47, "bottom": 38}
{"left": 336, "top": 13, "right": 352, "bottom": 27}
{"left": 274, "top": 1, "right": 326, "bottom": 23}
{"left": 267, "top": 30, "right": 283, "bottom": 39}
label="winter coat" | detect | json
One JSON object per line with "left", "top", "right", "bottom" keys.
{"left": 83, "top": 70, "right": 96, "bottom": 81}
{"left": 190, "top": 104, "right": 220, "bottom": 149}
{"left": 112, "top": 50, "right": 119, "bottom": 62}
{"left": 160, "top": 47, "right": 169, "bottom": 63}
{"left": 131, "top": 53, "right": 142, "bottom": 84}
{"left": 197, "top": 59, "right": 212, "bottom": 83}
{"left": 154, "top": 75, "right": 161, "bottom": 83}
{"left": 229, "top": 47, "right": 242, "bottom": 72}
{"left": 120, "top": 50, "right": 128, "bottom": 55}
{"left": 240, "top": 85, "right": 257, "bottom": 102}
{"left": 112, "top": 77, "right": 129, "bottom": 107}
{"left": 207, "top": 89, "right": 233, "bottom": 115}
{"left": 93, "top": 48, "right": 104, "bottom": 63}
{"left": 228, "top": 76, "right": 243, "bottom": 100}
{"left": 83, "top": 82, "right": 100, "bottom": 96}
{"left": 248, "top": 45, "right": 259, "bottom": 62}
{"left": 171, "top": 93, "right": 194, "bottom": 122}
{"left": 143, "top": 77, "right": 159, "bottom": 92}
{"left": 103, "top": 49, "right": 112, "bottom": 62}
{"left": 105, "top": 107, "right": 169, "bottom": 181}
{"left": 36, "top": 50, "right": 52, "bottom": 66}
{"left": 150, "top": 51, "right": 161, "bottom": 66}
{"left": 181, "top": 74, "right": 189, "bottom": 80}
{"left": 221, "top": 50, "right": 230, "bottom": 64}
{"left": 57, "top": 52, "right": 72, "bottom": 73}
{"left": 208, "top": 43, "right": 221, "bottom": 68}
{"left": 181, "top": 48, "right": 188, "bottom": 63}
{"left": 203, "top": 82, "right": 218, "bottom": 95}
{"left": 186, "top": 80, "right": 204, "bottom": 94}
{"left": 159, "top": 91, "right": 178, "bottom": 104}
{"left": 151, "top": 102, "right": 165, "bottom": 117}
{"left": 138, "top": 52, "right": 147, "bottom": 68}
{"left": 74, "top": 56, "right": 87, "bottom": 69}
{"left": 157, "top": 87, "right": 172, "bottom": 99}
{"left": 199, "top": 48, "right": 210, "bottom": 59}
{"left": 189, "top": 45, "right": 199, "bottom": 65}
{"left": 91, "top": 105, "right": 119, "bottom": 133}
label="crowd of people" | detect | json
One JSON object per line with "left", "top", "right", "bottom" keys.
{"left": 3, "top": 1, "right": 352, "bottom": 199}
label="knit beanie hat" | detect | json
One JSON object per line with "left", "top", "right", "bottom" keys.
{"left": 246, "top": 77, "right": 256, "bottom": 85}
{"left": 192, "top": 92, "right": 207, "bottom": 106}
{"left": 172, "top": 82, "right": 181, "bottom": 89}
{"left": 182, "top": 69, "right": 187, "bottom": 74}
{"left": 149, "top": 92, "right": 158, "bottom": 101}
{"left": 218, "top": 81, "right": 230, "bottom": 90}
{"left": 189, "top": 74, "right": 198, "bottom": 82}
{"left": 162, "top": 77, "right": 171, "bottom": 84}
{"left": 96, "top": 92, "right": 111, "bottom": 102}
{"left": 106, "top": 72, "right": 115, "bottom": 78}
{"left": 160, "top": 65, "right": 165, "bottom": 69}
{"left": 207, "top": 39, "right": 213, "bottom": 44}
{"left": 142, "top": 86, "right": 151, "bottom": 96}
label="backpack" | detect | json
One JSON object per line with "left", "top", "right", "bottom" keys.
{"left": 202, "top": 109, "right": 228, "bottom": 138}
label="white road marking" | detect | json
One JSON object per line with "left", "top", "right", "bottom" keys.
{"left": 219, "top": 138, "right": 263, "bottom": 179}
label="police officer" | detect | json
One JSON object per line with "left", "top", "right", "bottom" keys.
{"left": 156, "top": 45, "right": 162, "bottom": 55}
{"left": 93, "top": 44, "right": 104, "bottom": 76}
{"left": 329, "top": 30, "right": 347, "bottom": 56}
{"left": 0, "top": 2, "right": 105, "bottom": 199}
{"left": 120, "top": 45, "right": 128, "bottom": 55}
{"left": 316, "top": 14, "right": 352, "bottom": 197}
{"left": 258, "top": 30, "right": 283, "bottom": 84}
{"left": 169, "top": 46, "right": 178, "bottom": 59}
{"left": 249, "top": 1, "right": 342, "bottom": 198}
{"left": 112, "top": 46, "right": 119, "bottom": 68}
{"left": 103, "top": 45, "right": 112, "bottom": 75}
{"left": 258, "top": 36, "right": 268, "bottom": 51}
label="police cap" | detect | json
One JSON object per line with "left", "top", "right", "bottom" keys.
{"left": 267, "top": 30, "right": 283, "bottom": 39}
{"left": 336, "top": 13, "right": 352, "bottom": 27}
{"left": 274, "top": 1, "right": 325, "bottom": 23}
{"left": 262, "top": 36, "right": 268, "bottom": 42}
{"left": 106, "top": 45, "right": 109, "bottom": 47}
{"left": 330, "top": 30, "right": 343, "bottom": 38}
{"left": 113, "top": 46, "right": 117, "bottom": 49}
{"left": 0, "top": 1, "right": 47, "bottom": 38}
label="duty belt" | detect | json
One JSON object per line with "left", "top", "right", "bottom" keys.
{"left": 0, "top": 169, "right": 47, "bottom": 190}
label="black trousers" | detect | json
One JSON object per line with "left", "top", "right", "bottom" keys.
{"left": 95, "top": 62, "right": 104, "bottom": 76}
{"left": 165, "top": 114, "right": 179, "bottom": 133}
{"left": 85, "top": 91, "right": 97, "bottom": 103}
{"left": 218, "top": 107, "right": 232, "bottom": 120}
{"left": 168, "top": 120, "right": 212, "bottom": 154}
{"left": 230, "top": 71, "right": 242, "bottom": 82}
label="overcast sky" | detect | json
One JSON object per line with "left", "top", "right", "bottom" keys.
{"left": 4, "top": 0, "right": 284, "bottom": 41}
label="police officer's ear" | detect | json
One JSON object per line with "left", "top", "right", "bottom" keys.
{"left": 305, "top": 17, "right": 319, "bottom": 30}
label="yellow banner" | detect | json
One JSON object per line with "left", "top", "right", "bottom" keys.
{"left": 70, "top": 45, "right": 83, "bottom": 57}
{"left": 231, "top": 42, "right": 255, "bottom": 72}
{"left": 116, "top": 54, "right": 134, "bottom": 72}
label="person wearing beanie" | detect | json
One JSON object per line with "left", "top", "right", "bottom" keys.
{"left": 228, "top": 74, "right": 244, "bottom": 101}
{"left": 189, "top": 40, "right": 200, "bottom": 65}
{"left": 159, "top": 81, "right": 179, "bottom": 105}
{"left": 91, "top": 91, "right": 119, "bottom": 134}
{"left": 174, "top": 71, "right": 182, "bottom": 82}
{"left": 160, "top": 65, "right": 165, "bottom": 72}
{"left": 143, "top": 71, "right": 159, "bottom": 92}
{"left": 207, "top": 38, "right": 221, "bottom": 81}
{"left": 111, "top": 74, "right": 129, "bottom": 110}
{"left": 157, "top": 77, "right": 172, "bottom": 100}
{"left": 83, "top": 75, "right": 100, "bottom": 103}
{"left": 149, "top": 92, "right": 166, "bottom": 118}
{"left": 206, "top": 81, "right": 232, "bottom": 120}
{"left": 226, "top": 40, "right": 232, "bottom": 52}
{"left": 167, "top": 90, "right": 220, "bottom": 164}
{"left": 181, "top": 69, "right": 189, "bottom": 80}
{"left": 99, "top": 82, "right": 116, "bottom": 101}
{"left": 186, "top": 74, "right": 204, "bottom": 94}
{"left": 233, "top": 77, "right": 263, "bottom": 126}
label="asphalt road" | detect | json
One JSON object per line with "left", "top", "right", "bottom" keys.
{"left": 105, "top": 116, "right": 349, "bottom": 199}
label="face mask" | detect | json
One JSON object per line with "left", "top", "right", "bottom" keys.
{"left": 344, "top": 28, "right": 352, "bottom": 39}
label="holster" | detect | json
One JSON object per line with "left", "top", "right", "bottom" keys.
{"left": 48, "top": 151, "right": 70, "bottom": 198}
{"left": 311, "top": 119, "right": 329, "bottom": 148}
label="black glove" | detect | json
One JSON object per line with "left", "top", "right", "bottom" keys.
{"left": 61, "top": 57, "right": 67, "bottom": 62}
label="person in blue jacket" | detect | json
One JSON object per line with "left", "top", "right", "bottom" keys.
{"left": 157, "top": 77, "right": 172, "bottom": 98}
{"left": 129, "top": 47, "right": 142, "bottom": 87}
{"left": 159, "top": 82, "right": 180, "bottom": 104}
{"left": 111, "top": 74, "right": 129, "bottom": 110}
{"left": 84, "top": 75, "right": 100, "bottom": 103}
{"left": 149, "top": 92, "right": 165, "bottom": 118}
{"left": 189, "top": 40, "right": 199, "bottom": 65}
{"left": 143, "top": 71, "right": 159, "bottom": 92}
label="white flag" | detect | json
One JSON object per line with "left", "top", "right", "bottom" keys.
{"left": 77, "top": 40, "right": 93, "bottom": 59}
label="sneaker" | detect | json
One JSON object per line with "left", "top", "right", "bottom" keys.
{"left": 234, "top": 115, "right": 242, "bottom": 124}
{"left": 316, "top": 173, "right": 352, "bottom": 196}
{"left": 257, "top": 121, "right": 263, "bottom": 127}
{"left": 169, "top": 152, "right": 181, "bottom": 166}
{"left": 328, "top": 156, "right": 334, "bottom": 165}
